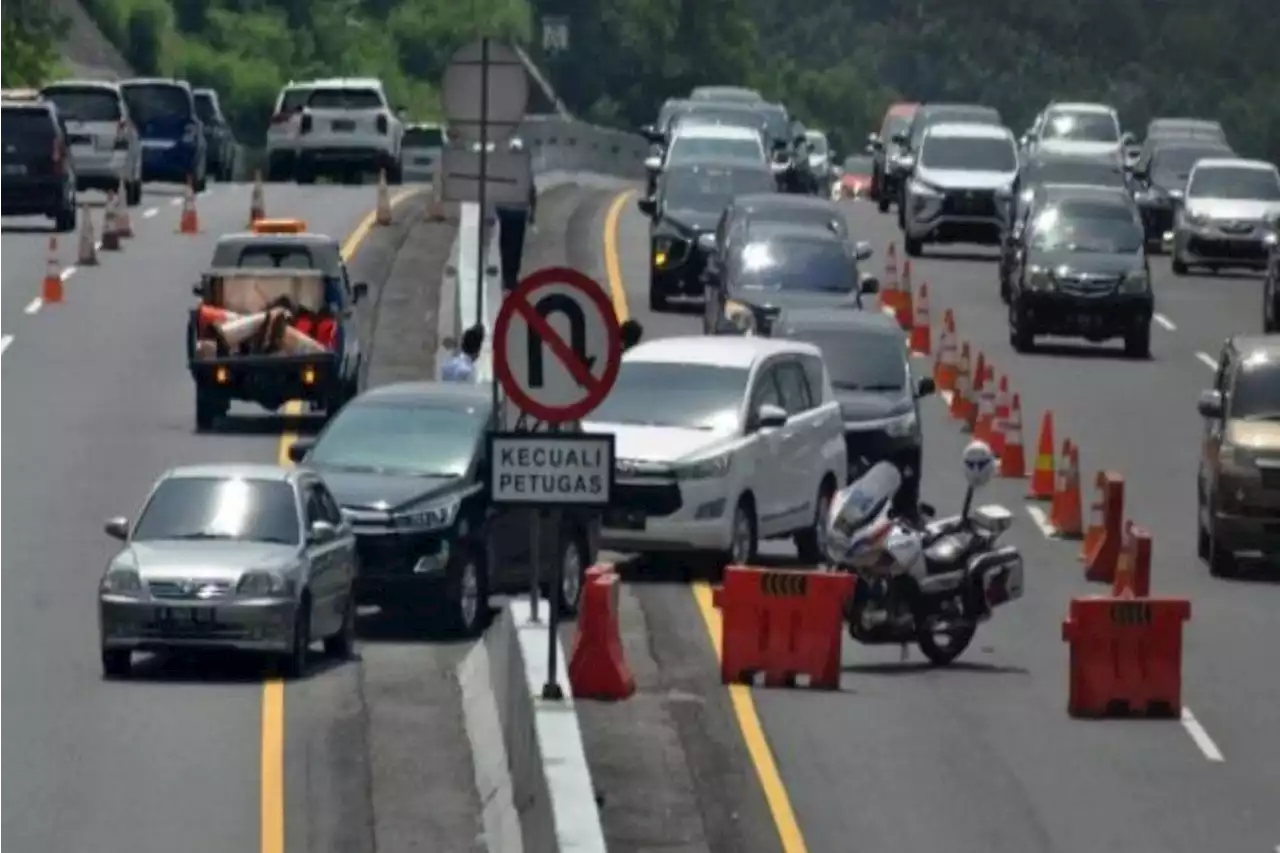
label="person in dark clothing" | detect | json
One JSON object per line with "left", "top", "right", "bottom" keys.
{"left": 497, "top": 137, "right": 537, "bottom": 293}
{"left": 620, "top": 319, "right": 644, "bottom": 351}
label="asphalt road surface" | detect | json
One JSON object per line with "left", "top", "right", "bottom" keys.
{"left": 590, "top": 186, "right": 1280, "bottom": 853}
{"left": 0, "top": 179, "right": 446, "bottom": 853}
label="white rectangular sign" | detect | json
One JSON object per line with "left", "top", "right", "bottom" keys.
{"left": 440, "top": 148, "right": 532, "bottom": 207}
{"left": 488, "top": 433, "right": 614, "bottom": 507}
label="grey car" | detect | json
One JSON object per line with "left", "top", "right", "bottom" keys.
{"left": 1169, "top": 157, "right": 1280, "bottom": 275}
{"left": 97, "top": 463, "right": 358, "bottom": 679}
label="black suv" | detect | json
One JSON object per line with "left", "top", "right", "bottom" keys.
{"left": 1, "top": 100, "right": 77, "bottom": 231}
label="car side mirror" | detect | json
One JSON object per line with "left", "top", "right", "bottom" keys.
{"left": 643, "top": 155, "right": 661, "bottom": 172}
{"left": 104, "top": 516, "right": 130, "bottom": 541}
{"left": 308, "top": 520, "right": 338, "bottom": 544}
{"left": 854, "top": 241, "right": 873, "bottom": 261}
{"left": 916, "top": 376, "right": 936, "bottom": 398}
{"left": 859, "top": 274, "right": 880, "bottom": 295}
{"left": 756, "top": 403, "right": 789, "bottom": 430}
{"left": 351, "top": 282, "right": 369, "bottom": 302}
{"left": 287, "top": 438, "right": 315, "bottom": 464}
{"left": 1197, "top": 390, "right": 1224, "bottom": 419}
{"left": 637, "top": 197, "right": 657, "bottom": 217}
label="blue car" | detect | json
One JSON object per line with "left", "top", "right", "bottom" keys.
{"left": 120, "top": 78, "right": 207, "bottom": 191}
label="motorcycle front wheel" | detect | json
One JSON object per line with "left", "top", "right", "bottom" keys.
{"left": 916, "top": 623, "right": 976, "bottom": 666}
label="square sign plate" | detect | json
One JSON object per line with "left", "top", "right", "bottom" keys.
{"left": 488, "top": 432, "right": 615, "bottom": 507}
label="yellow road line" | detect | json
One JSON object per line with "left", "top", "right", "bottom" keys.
{"left": 262, "top": 188, "right": 416, "bottom": 853}
{"left": 598, "top": 189, "right": 810, "bottom": 853}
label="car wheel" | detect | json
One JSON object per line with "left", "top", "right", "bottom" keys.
{"left": 53, "top": 201, "right": 76, "bottom": 233}
{"left": 1172, "top": 256, "right": 1189, "bottom": 276}
{"left": 877, "top": 194, "right": 891, "bottom": 213}
{"left": 897, "top": 204, "right": 906, "bottom": 230}
{"left": 555, "top": 532, "right": 588, "bottom": 617}
{"left": 718, "top": 498, "right": 758, "bottom": 575}
{"left": 1196, "top": 516, "right": 1210, "bottom": 561}
{"left": 126, "top": 179, "right": 143, "bottom": 206}
{"left": 387, "top": 161, "right": 404, "bottom": 185}
{"left": 794, "top": 478, "right": 835, "bottom": 565}
{"left": 446, "top": 552, "right": 490, "bottom": 637}
{"left": 1124, "top": 324, "right": 1152, "bottom": 359}
{"left": 323, "top": 592, "right": 356, "bottom": 658}
{"left": 1207, "top": 529, "right": 1236, "bottom": 578}
{"left": 999, "top": 275, "right": 1010, "bottom": 304}
{"left": 278, "top": 597, "right": 311, "bottom": 679}
{"left": 1009, "top": 303, "right": 1035, "bottom": 353}
{"left": 195, "top": 391, "right": 226, "bottom": 432}
{"left": 101, "top": 649, "right": 131, "bottom": 678}
{"left": 904, "top": 235, "right": 923, "bottom": 257}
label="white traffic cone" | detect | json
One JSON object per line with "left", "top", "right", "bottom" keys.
{"left": 375, "top": 170, "right": 392, "bottom": 226}
{"left": 115, "top": 176, "right": 133, "bottom": 237}
{"left": 101, "top": 192, "right": 122, "bottom": 251}
{"left": 248, "top": 170, "right": 265, "bottom": 225}
{"left": 77, "top": 205, "right": 99, "bottom": 265}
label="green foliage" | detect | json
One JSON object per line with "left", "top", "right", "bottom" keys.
{"left": 2, "top": 10, "right": 68, "bottom": 87}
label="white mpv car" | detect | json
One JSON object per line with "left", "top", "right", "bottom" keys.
{"left": 584, "top": 335, "right": 847, "bottom": 567}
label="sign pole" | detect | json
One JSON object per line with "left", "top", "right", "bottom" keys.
{"left": 527, "top": 506, "right": 541, "bottom": 623}
{"left": 475, "top": 36, "right": 490, "bottom": 332}
{"left": 542, "top": 420, "right": 565, "bottom": 699}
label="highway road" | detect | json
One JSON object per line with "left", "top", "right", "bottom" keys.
{"left": 591, "top": 187, "right": 1280, "bottom": 853}
{"left": 0, "top": 180, "right": 445, "bottom": 853}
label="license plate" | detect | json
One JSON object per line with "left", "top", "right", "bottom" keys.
{"left": 3, "top": 163, "right": 26, "bottom": 175}
{"left": 605, "top": 509, "right": 646, "bottom": 530}
{"left": 142, "top": 139, "right": 174, "bottom": 149}
{"left": 331, "top": 120, "right": 356, "bottom": 132}
{"left": 157, "top": 607, "right": 216, "bottom": 626}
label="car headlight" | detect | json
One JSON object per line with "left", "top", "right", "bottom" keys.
{"left": 909, "top": 179, "right": 941, "bottom": 197}
{"left": 1119, "top": 271, "right": 1150, "bottom": 294}
{"left": 237, "top": 570, "right": 292, "bottom": 596}
{"left": 884, "top": 410, "right": 918, "bottom": 438}
{"left": 1222, "top": 445, "right": 1257, "bottom": 475}
{"left": 395, "top": 499, "right": 461, "bottom": 532}
{"left": 724, "top": 300, "right": 757, "bottom": 333}
{"left": 675, "top": 452, "right": 733, "bottom": 480}
{"left": 1025, "top": 266, "right": 1054, "bottom": 291}
{"left": 101, "top": 568, "right": 143, "bottom": 595}
{"left": 653, "top": 235, "right": 687, "bottom": 268}
{"left": 1183, "top": 210, "right": 1207, "bottom": 227}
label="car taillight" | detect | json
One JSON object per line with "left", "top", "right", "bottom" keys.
{"left": 376, "top": 114, "right": 388, "bottom": 135}
{"left": 114, "top": 118, "right": 129, "bottom": 149}
{"left": 52, "top": 138, "right": 65, "bottom": 173}
{"left": 299, "top": 113, "right": 312, "bottom": 134}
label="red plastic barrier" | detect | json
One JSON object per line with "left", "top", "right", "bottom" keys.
{"left": 568, "top": 565, "right": 635, "bottom": 700}
{"left": 1061, "top": 596, "right": 1190, "bottom": 718}
{"left": 715, "top": 566, "right": 853, "bottom": 690}
{"left": 1084, "top": 472, "right": 1125, "bottom": 584}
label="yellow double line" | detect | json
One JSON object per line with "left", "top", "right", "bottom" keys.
{"left": 599, "top": 190, "right": 810, "bottom": 853}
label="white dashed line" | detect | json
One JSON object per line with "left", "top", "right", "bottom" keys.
{"left": 1195, "top": 351, "right": 1218, "bottom": 370}
{"left": 1, "top": 335, "right": 13, "bottom": 355}
{"left": 1180, "top": 707, "right": 1225, "bottom": 762}
{"left": 1153, "top": 313, "right": 1177, "bottom": 331}
{"left": 1024, "top": 504, "right": 1056, "bottom": 539}
{"left": 24, "top": 298, "right": 42, "bottom": 315}
{"left": 142, "top": 207, "right": 158, "bottom": 219}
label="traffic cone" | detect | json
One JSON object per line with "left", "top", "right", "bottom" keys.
{"left": 990, "top": 376, "right": 1010, "bottom": 457}
{"left": 178, "top": 178, "right": 199, "bottom": 233}
{"left": 42, "top": 237, "right": 64, "bottom": 304}
{"left": 964, "top": 352, "right": 988, "bottom": 431}
{"left": 1080, "top": 470, "right": 1106, "bottom": 561}
{"left": 999, "top": 393, "right": 1027, "bottom": 478}
{"left": 973, "top": 367, "right": 998, "bottom": 444}
{"left": 248, "top": 170, "right": 265, "bottom": 225}
{"left": 936, "top": 310, "right": 958, "bottom": 391}
{"left": 77, "top": 205, "right": 98, "bottom": 265}
{"left": 896, "top": 260, "right": 915, "bottom": 330}
{"left": 375, "top": 169, "right": 392, "bottom": 226}
{"left": 1049, "top": 440, "right": 1084, "bottom": 538}
{"left": 910, "top": 282, "right": 932, "bottom": 355}
{"left": 101, "top": 191, "right": 121, "bottom": 251}
{"left": 949, "top": 342, "right": 971, "bottom": 420}
{"left": 114, "top": 176, "right": 133, "bottom": 237}
{"left": 1027, "top": 411, "right": 1057, "bottom": 499}
{"left": 880, "top": 242, "right": 900, "bottom": 315}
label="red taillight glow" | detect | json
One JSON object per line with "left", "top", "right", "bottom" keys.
{"left": 52, "top": 139, "right": 65, "bottom": 173}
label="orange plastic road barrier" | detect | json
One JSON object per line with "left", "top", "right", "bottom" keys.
{"left": 178, "top": 178, "right": 199, "bottom": 234}
{"left": 713, "top": 566, "right": 854, "bottom": 690}
{"left": 1083, "top": 472, "right": 1126, "bottom": 584}
{"left": 1000, "top": 393, "right": 1027, "bottom": 478}
{"left": 568, "top": 564, "right": 635, "bottom": 700}
{"left": 1111, "top": 521, "right": 1152, "bottom": 597}
{"left": 990, "top": 376, "right": 1010, "bottom": 456}
{"left": 910, "top": 282, "right": 932, "bottom": 353}
{"left": 949, "top": 342, "right": 973, "bottom": 421}
{"left": 375, "top": 169, "right": 393, "bottom": 226}
{"left": 1027, "top": 411, "right": 1056, "bottom": 499}
{"left": 42, "top": 237, "right": 63, "bottom": 304}
{"left": 1050, "top": 440, "right": 1084, "bottom": 538}
{"left": 249, "top": 170, "right": 265, "bottom": 225}
{"left": 934, "top": 309, "right": 957, "bottom": 390}
{"left": 1062, "top": 595, "right": 1190, "bottom": 718}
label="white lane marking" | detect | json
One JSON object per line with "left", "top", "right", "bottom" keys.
{"left": 1154, "top": 313, "right": 1177, "bottom": 331}
{"left": 1, "top": 335, "right": 12, "bottom": 354}
{"left": 1195, "top": 351, "right": 1218, "bottom": 370}
{"left": 1024, "top": 504, "right": 1056, "bottom": 539}
{"left": 60, "top": 266, "right": 76, "bottom": 281}
{"left": 169, "top": 198, "right": 181, "bottom": 206}
{"left": 24, "top": 298, "right": 42, "bottom": 314}
{"left": 1180, "top": 707, "right": 1225, "bottom": 762}
{"left": 142, "top": 207, "right": 158, "bottom": 219}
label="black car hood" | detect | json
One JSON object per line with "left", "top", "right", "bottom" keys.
{"left": 731, "top": 289, "right": 862, "bottom": 314}
{"left": 318, "top": 469, "right": 462, "bottom": 512}
{"left": 1028, "top": 249, "right": 1142, "bottom": 277}
{"left": 836, "top": 389, "right": 913, "bottom": 422}
{"left": 664, "top": 207, "right": 720, "bottom": 233}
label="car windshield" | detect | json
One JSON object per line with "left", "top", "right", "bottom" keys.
{"left": 41, "top": 87, "right": 121, "bottom": 121}
{"left": 404, "top": 126, "right": 445, "bottom": 147}
{"left": 662, "top": 165, "right": 774, "bottom": 211}
{"left": 1027, "top": 161, "right": 1126, "bottom": 189}
{"left": 1231, "top": 359, "right": 1280, "bottom": 420}
{"left": 1151, "top": 148, "right": 1225, "bottom": 184}
{"left": 1028, "top": 200, "right": 1143, "bottom": 253}
{"left": 131, "top": 477, "right": 300, "bottom": 545}
{"left": 279, "top": 87, "right": 312, "bottom": 113}
{"left": 307, "top": 88, "right": 383, "bottom": 109}
{"left": 758, "top": 105, "right": 789, "bottom": 142}
{"left": 1040, "top": 111, "right": 1119, "bottom": 143}
{"left": 307, "top": 400, "right": 486, "bottom": 477}
{"left": 843, "top": 156, "right": 873, "bottom": 173}
{"left": 674, "top": 109, "right": 762, "bottom": 133}
{"left": 120, "top": 83, "right": 192, "bottom": 122}
{"left": 730, "top": 238, "right": 853, "bottom": 293}
{"left": 920, "top": 136, "right": 1017, "bottom": 172}
{"left": 1188, "top": 166, "right": 1280, "bottom": 200}
{"left": 589, "top": 363, "right": 748, "bottom": 432}
{"left": 669, "top": 135, "right": 763, "bottom": 164}
{"left": 915, "top": 110, "right": 999, "bottom": 143}
{"left": 793, "top": 330, "right": 907, "bottom": 391}
{"left": 193, "top": 93, "right": 219, "bottom": 124}
{"left": 1, "top": 108, "right": 54, "bottom": 141}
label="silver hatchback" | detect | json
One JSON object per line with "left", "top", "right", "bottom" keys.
{"left": 40, "top": 80, "right": 143, "bottom": 205}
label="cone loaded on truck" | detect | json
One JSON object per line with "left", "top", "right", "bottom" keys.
{"left": 186, "top": 220, "right": 368, "bottom": 431}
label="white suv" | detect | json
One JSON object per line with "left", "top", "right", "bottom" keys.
{"left": 584, "top": 335, "right": 847, "bottom": 568}
{"left": 292, "top": 78, "right": 404, "bottom": 184}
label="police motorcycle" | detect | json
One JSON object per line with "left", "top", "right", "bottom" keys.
{"left": 824, "top": 441, "right": 1025, "bottom": 666}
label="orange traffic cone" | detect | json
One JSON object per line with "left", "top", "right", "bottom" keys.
{"left": 973, "top": 365, "right": 998, "bottom": 443}
{"left": 1080, "top": 470, "right": 1106, "bottom": 561}
{"left": 910, "top": 282, "right": 932, "bottom": 355}
{"left": 880, "top": 242, "right": 900, "bottom": 316}
{"left": 101, "top": 191, "right": 122, "bottom": 251}
{"left": 990, "top": 376, "right": 1010, "bottom": 457}
{"left": 1049, "top": 440, "right": 1084, "bottom": 538}
{"left": 178, "top": 178, "right": 199, "bottom": 233}
{"left": 42, "top": 236, "right": 64, "bottom": 304}
{"left": 114, "top": 176, "right": 133, "bottom": 237}
{"left": 935, "top": 310, "right": 958, "bottom": 390}
{"left": 77, "top": 205, "right": 98, "bottom": 265}
{"left": 375, "top": 169, "right": 392, "bottom": 226}
{"left": 1000, "top": 393, "right": 1027, "bottom": 478}
{"left": 950, "top": 342, "right": 972, "bottom": 421}
{"left": 964, "top": 352, "right": 988, "bottom": 431}
{"left": 248, "top": 170, "right": 265, "bottom": 225}
{"left": 896, "top": 260, "right": 915, "bottom": 330}
{"left": 1027, "top": 411, "right": 1056, "bottom": 499}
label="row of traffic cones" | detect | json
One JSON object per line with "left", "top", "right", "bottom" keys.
{"left": 242, "top": 168, "right": 392, "bottom": 227}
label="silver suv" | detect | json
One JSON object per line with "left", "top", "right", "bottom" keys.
{"left": 39, "top": 80, "right": 142, "bottom": 205}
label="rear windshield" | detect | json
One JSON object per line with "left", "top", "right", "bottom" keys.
{"left": 278, "top": 87, "right": 312, "bottom": 113}
{"left": 41, "top": 87, "right": 121, "bottom": 121}
{"left": 121, "top": 84, "right": 192, "bottom": 122}
{"left": 194, "top": 93, "right": 220, "bottom": 123}
{"left": 404, "top": 126, "right": 445, "bottom": 147}
{"left": 236, "top": 247, "right": 316, "bottom": 269}
{"left": 2, "top": 108, "right": 55, "bottom": 140}
{"left": 307, "top": 88, "right": 383, "bottom": 110}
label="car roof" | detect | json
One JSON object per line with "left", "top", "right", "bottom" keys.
{"left": 307, "top": 77, "right": 384, "bottom": 89}
{"left": 886, "top": 102, "right": 919, "bottom": 116}
{"left": 690, "top": 86, "right": 762, "bottom": 101}
{"left": 804, "top": 129, "right": 828, "bottom": 140}
{"left": 357, "top": 381, "right": 492, "bottom": 407}
{"left": 165, "top": 463, "right": 296, "bottom": 482}
{"left": 777, "top": 307, "right": 901, "bottom": 335}
{"left": 1046, "top": 102, "right": 1115, "bottom": 115}
{"left": 672, "top": 123, "right": 761, "bottom": 141}
{"left": 1036, "top": 183, "right": 1134, "bottom": 202}
{"left": 1, "top": 100, "right": 54, "bottom": 114}
{"left": 120, "top": 77, "right": 190, "bottom": 89}
{"left": 43, "top": 80, "right": 121, "bottom": 94}
{"left": 917, "top": 103, "right": 1000, "bottom": 120}
{"left": 624, "top": 335, "right": 822, "bottom": 369}
{"left": 734, "top": 193, "right": 842, "bottom": 211}
{"left": 1193, "top": 157, "right": 1276, "bottom": 172}
{"left": 925, "top": 121, "right": 1013, "bottom": 140}
{"left": 746, "top": 221, "right": 844, "bottom": 241}
{"left": 210, "top": 233, "right": 343, "bottom": 271}
{"left": 216, "top": 231, "right": 339, "bottom": 248}
{"left": 1025, "top": 152, "right": 1125, "bottom": 170}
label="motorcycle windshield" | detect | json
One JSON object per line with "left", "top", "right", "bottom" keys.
{"left": 827, "top": 461, "right": 902, "bottom": 562}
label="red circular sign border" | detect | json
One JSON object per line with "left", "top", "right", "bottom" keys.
{"left": 493, "top": 266, "right": 622, "bottom": 422}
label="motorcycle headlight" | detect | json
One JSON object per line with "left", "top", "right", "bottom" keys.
{"left": 395, "top": 499, "right": 461, "bottom": 532}
{"left": 1119, "top": 271, "right": 1150, "bottom": 294}
{"left": 909, "top": 179, "right": 941, "bottom": 197}
{"left": 675, "top": 453, "right": 733, "bottom": 480}
{"left": 101, "top": 568, "right": 143, "bottom": 595}
{"left": 237, "top": 570, "right": 291, "bottom": 596}
{"left": 1026, "top": 267, "right": 1054, "bottom": 291}
{"left": 884, "top": 410, "right": 918, "bottom": 438}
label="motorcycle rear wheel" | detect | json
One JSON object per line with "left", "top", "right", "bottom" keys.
{"left": 916, "top": 623, "right": 976, "bottom": 666}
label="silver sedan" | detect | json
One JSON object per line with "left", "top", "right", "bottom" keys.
{"left": 97, "top": 463, "right": 357, "bottom": 678}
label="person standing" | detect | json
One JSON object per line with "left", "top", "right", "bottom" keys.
{"left": 497, "top": 137, "right": 536, "bottom": 293}
{"left": 441, "top": 324, "right": 485, "bottom": 382}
